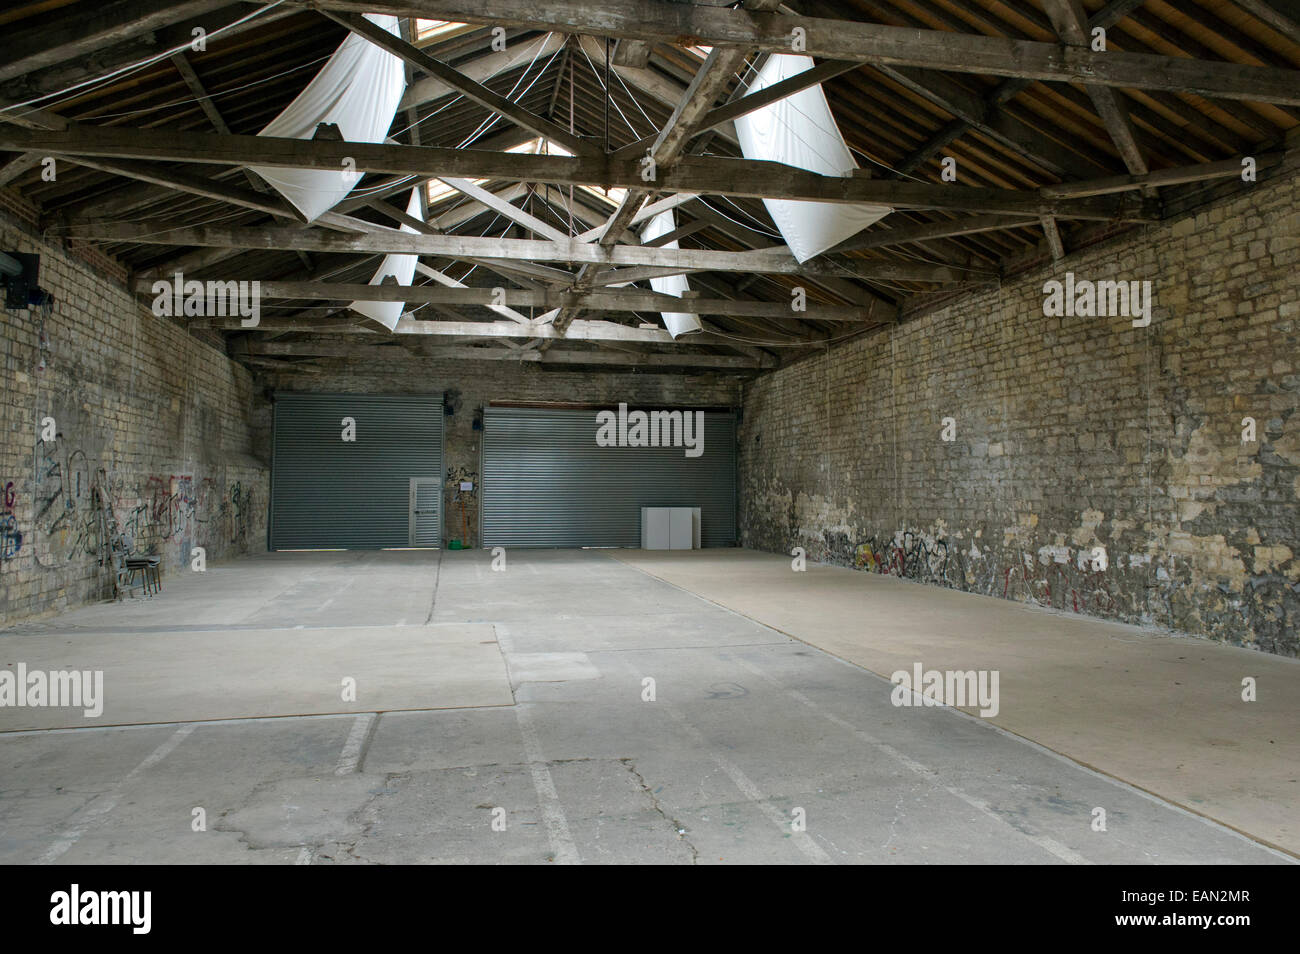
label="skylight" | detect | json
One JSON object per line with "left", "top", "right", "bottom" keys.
{"left": 425, "top": 179, "right": 463, "bottom": 205}
{"left": 505, "top": 138, "right": 628, "bottom": 206}
{"left": 428, "top": 138, "right": 629, "bottom": 217}
{"left": 415, "top": 19, "right": 469, "bottom": 41}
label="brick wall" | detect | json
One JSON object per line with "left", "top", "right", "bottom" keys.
{"left": 739, "top": 150, "right": 1300, "bottom": 656}
{"left": 0, "top": 212, "right": 268, "bottom": 624}
{"left": 266, "top": 359, "right": 742, "bottom": 546}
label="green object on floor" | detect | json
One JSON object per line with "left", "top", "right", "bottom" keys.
{"left": 448, "top": 540, "right": 464, "bottom": 550}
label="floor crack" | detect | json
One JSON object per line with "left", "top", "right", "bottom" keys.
{"left": 621, "top": 757, "right": 699, "bottom": 864}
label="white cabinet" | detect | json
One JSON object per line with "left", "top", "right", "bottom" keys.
{"left": 640, "top": 507, "right": 670, "bottom": 549}
{"left": 669, "top": 508, "right": 694, "bottom": 549}
{"left": 641, "top": 507, "right": 701, "bottom": 549}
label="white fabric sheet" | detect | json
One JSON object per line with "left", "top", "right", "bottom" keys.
{"left": 640, "top": 210, "right": 702, "bottom": 338}
{"left": 351, "top": 188, "right": 423, "bottom": 331}
{"left": 732, "top": 54, "right": 890, "bottom": 262}
{"left": 251, "top": 14, "right": 407, "bottom": 222}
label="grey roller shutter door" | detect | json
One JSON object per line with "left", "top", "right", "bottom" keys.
{"left": 270, "top": 393, "right": 443, "bottom": 549}
{"left": 481, "top": 406, "right": 735, "bottom": 548}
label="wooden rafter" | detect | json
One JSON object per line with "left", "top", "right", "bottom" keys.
{"left": 137, "top": 279, "right": 879, "bottom": 322}
{"left": 3, "top": 126, "right": 1150, "bottom": 219}
{"left": 296, "top": 0, "right": 1300, "bottom": 104}
{"left": 321, "top": 11, "right": 600, "bottom": 157}
{"left": 88, "top": 222, "right": 988, "bottom": 281}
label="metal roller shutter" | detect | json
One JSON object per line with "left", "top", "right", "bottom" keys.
{"left": 481, "top": 406, "right": 736, "bottom": 548}
{"left": 270, "top": 393, "right": 443, "bottom": 549}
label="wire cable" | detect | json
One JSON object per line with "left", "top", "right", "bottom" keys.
{"left": 2, "top": 1, "right": 287, "bottom": 120}
{"left": 389, "top": 32, "right": 555, "bottom": 140}
{"left": 453, "top": 38, "right": 561, "bottom": 150}
{"left": 68, "top": 53, "right": 333, "bottom": 123}
{"left": 699, "top": 322, "right": 881, "bottom": 349}
{"left": 577, "top": 42, "right": 641, "bottom": 141}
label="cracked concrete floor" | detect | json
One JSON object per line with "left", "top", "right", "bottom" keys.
{"left": 0, "top": 548, "right": 1292, "bottom": 864}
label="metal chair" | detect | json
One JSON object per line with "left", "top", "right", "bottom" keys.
{"left": 124, "top": 555, "right": 161, "bottom": 595}
{"left": 117, "top": 534, "right": 161, "bottom": 597}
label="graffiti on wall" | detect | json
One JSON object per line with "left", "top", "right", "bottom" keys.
{"left": 5, "top": 436, "right": 258, "bottom": 574}
{"left": 840, "top": 525, "right": 1297, "bottom": 653}
{"left": 444, "top": 465, "right": 479, "bottom": 545}
{"left": 1, "top": 481, "right": 21, "bottom": 563}
{"left": 110, "top": 472, "right": 256, "bottom": 561}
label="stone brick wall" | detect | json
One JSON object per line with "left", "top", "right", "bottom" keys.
{"left": 266, "top": 359, "right": 741, "bottom": 547}
{"left": 739, "top": 149, "right": 1300, "bottom": 656}
{"left": 0, "top": 212, "right": 268, "bottom": 624}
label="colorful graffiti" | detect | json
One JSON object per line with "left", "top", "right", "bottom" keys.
{"left": 854, "top": 531, "right": 1122, "bottom": 613}
{"left": 854, "top": 532, "right": 962, "bottom": 589}
{"left": 843, "top": 526, "right": 1295, "bottom": 652}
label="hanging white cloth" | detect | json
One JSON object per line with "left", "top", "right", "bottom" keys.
{"left": 732, "top": 54, "right": 889, "bottom": 262}
{"left": 350, "top": 188, "right": 423, "bottom": 331}
{"left": 251, "top": 14, "right": 407, "bottom": 222}
{"left": 640, "top": 209, "right": 702, "bottom": 338}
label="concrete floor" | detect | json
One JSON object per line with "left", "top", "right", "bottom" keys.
{"left": 616, "top": 549, "right": 1300, "bottom": 855}
{"left": 0, "top": 548, "right": 1292, "bottom": 864}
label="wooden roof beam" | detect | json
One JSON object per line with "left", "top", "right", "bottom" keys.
{"left": 4, "top": 125, "right": 1148, "bottom": 219}
{"left": 321, "top": 11, "right": 599, "bottom": 157}
{"left": 299, "top": 0, "right": 1300, "bottom": 104}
